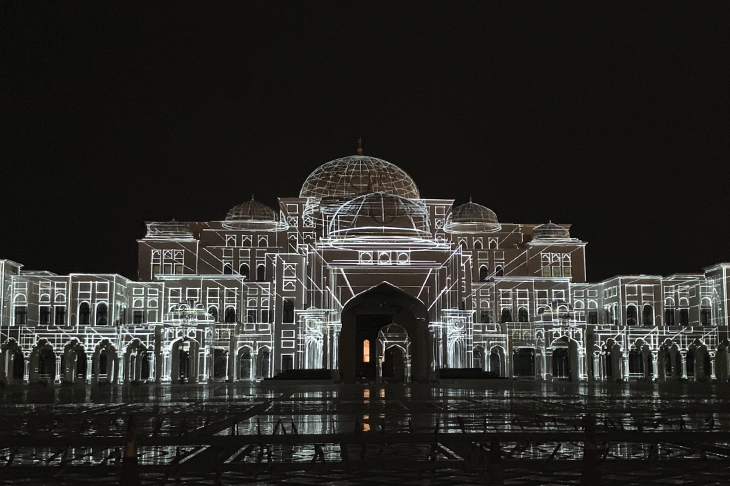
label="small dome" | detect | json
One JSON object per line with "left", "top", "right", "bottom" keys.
{"left": 224, "top": 197, "right": 288, "bottom": 231}
{"left": 226, "top": 197, "right": 277, "bottom": 221}
{"left": 533, "top": 222, "right": 570, "bottom": 239}
{"left": 443, "top": 201, "right": 500, "bottom": 233}
{"left": 300, "top": 155, "right": 420, "bottom": 199}
{"left": 328, "top": 192, "right": 431, "bottom": 238}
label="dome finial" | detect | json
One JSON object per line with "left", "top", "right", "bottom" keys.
{"left": 251, "top": 193, "right": 255, "bottom": 201}
{"left": 469, "top": 194, "right": 472, "bottom": 203}
{"left": 357, "top": 136, "right": 363, "bottom": 155}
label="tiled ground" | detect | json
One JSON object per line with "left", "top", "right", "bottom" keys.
{"left": 1, "top": 380, "right": 730, "bottom": 484}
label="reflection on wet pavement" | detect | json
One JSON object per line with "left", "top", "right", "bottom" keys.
{"left": 1, "top": 381, "right": 730, "bottom": 484}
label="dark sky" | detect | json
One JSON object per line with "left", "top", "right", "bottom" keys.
{"left": 2, "top": 3, "right": 729, "bottom": 282}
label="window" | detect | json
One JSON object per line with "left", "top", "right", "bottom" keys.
{"left": 14, "top": 306, "right": 27, "bottom": 325}
{"left": 500, "top": 308, "right": 512, "bottom": 323}
{"left": 283, "top": 300, "right": 294, "bottom": 323}
{"left": 247, "top": 310, "right": 256, "bottom": 323}
{"left": 239, "top": 264, "right": 250, "bottom": 280}
{"left": 223, "top": 263, "right": 233, "bottom": 275}
{"left": 257, "top": 265, "right": 266, "bottom": 282}
{"left": 588, "top": 311, "right": 598, "bottom": 324}
{"left": 626, "top": 305, "right": 637, "bottom": 326}
{"left": 39, "top": 306, "right": 51, "bottom": 324}
{"left": 479, "top": 265, "right": 489, "bottom": 281}
{"left": 133, "top": 310, "right": 144, "bottom": 324}
{"left": 665, "top": 307, "right": 675, "bottom": 326}
{"left": 96, "top": 303, "right": 108, "bottom": 325}
{"left": 480, "top": 310, "right": 491, "bottom": 323}
{"left": 261, "top": 310, "right": 269, "bottom": 322}
{"left": 679, "top": 309, "right": 689, "bottom": 326}
{"left": 701, "top": 307, "right": 712, "bottom": 326}
{"left": 224, "top": 307, "right": 236, "bottom": 323}
{"left": 79, "top": 303, "right": 90, "bottom": 325}
{"left": 518, "top": 307, "right": 529, "bottom": 322}
{"left": 642, "top": 305, "right": 653, "bottom": 326}
{"left": 208, "top": 307, "right": 218, "bottom": 322}
{"left": 363, "top": 340, "right": 370, "bottom": 363}
{"left": 55, "top": 307, "right": 66, "bottom": 325}
{"left": 495, "top": 265, "right": 504, "bottom": 277}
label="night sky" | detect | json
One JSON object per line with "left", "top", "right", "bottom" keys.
{"left": 3, "top": 3, "right": 729, "bottom": 282}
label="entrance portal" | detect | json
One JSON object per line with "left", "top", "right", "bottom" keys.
{"left": 340, "top": 283, "right": 430, "bottom": 382}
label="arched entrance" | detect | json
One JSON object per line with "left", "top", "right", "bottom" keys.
{"left": 340, "top": 283, "right": 430, "bottom": 382}
{"left": 238, "top": 347, "right": 252, "bottom": 380}
{"left": 171, "top": 338, "right": 199, "bottom": 384}
{"left": 377, "top": 323, "right": 410, "bottom": 383}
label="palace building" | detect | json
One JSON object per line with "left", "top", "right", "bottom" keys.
{"left": 1, "top": 152, "right": 729, "bottom": 385}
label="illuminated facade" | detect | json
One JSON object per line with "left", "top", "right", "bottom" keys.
{"left": 2, "top": 153, "right": 730, "bottom": 385}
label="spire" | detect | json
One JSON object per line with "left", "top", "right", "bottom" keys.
{"left": 357, "top": 136, "right": 363, "bottom": 155}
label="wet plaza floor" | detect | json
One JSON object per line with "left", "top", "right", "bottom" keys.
{"left": 1, "top": 380, "right": 730, "bottom": 484}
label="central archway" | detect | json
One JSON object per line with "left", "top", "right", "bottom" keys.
{"left": 340, "top": 283, "right": 430, "bottom": 382}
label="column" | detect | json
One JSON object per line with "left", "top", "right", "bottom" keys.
{"left": 622, "top": 352, "right": 629, "bottom": 381}
{"left": 148, "top": 353, "right": 155, "bottom": 382}
{"left": 86, "top": 356, "right": 93, "bottom": 384}
{"left": 54, "top": 356, "right": 61, "bottom": 384}
{"left": 651, "top": 352, "right": 658, "bottom": 381}
{"left": 710, "top": 352, "right": 717, "bottom": 381}
{"left": 24, "top": 359, "right": 30, "bottom": 383}
{"left": 545, "top": 351, "right": 553, "bottom": 382}
{"left": 680, "top": 352, "right": 688, "bottom": 379}
{"left": 251, "top": 352, "right": 257, "bottom": 380}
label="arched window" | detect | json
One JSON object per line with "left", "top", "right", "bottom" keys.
{"left": 96, "top": 303, "right": 108, "bottom": 325}
{"left": 665, "top": 307, "right": 675, "bottom": 326}
{"left": 208, "top": 306, "right": 218, "bottom": 322}
{"left": 223, "top": 263, "right": 233, "bottom": 275}
{"left": 283, "top": 300, "right": 294, "bottom": 323}
{"left": 500, "top": 308, "right": 512, "bottom": 323}
{"left": 642, "top": 305, "right": 653, "bottom": 326}
{"left": 626, "top": 305, "right": 637, "bottom": 326}
{"left": 518, "top": 307, "right": 529, "bottom": 322}
{"left": 256, "top": 265, "right": 266, "bottom": 282}
{"left": 479, "top": 265, "right": 489, "bottom": 281}
{"left": 239, "top": 264, "right": 250, "bottom": 280}
{"left": 224, "top": 307, "right": 236, "bottom": 323}
{"left": 474, "top": 240, "right": 482, "bottom": 250}
{"left": 679, "top": 309, "right": 689, "bottom": 326}
{"left": 495, "top": 265, "right": 504, "bottom": 277}
{"left": 79, "top": 302, "right": 90, "bottom": 325}
{"left": 700, "top": 299, "right": 712, "bottom": 326}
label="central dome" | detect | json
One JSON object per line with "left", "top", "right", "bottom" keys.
{"left": 328, "top": 192, "right": 431, "bottom": 238}
{"left": 300, "top": 155, "right": 420, "bottom": 199}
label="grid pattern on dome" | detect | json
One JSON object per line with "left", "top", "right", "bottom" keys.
{"left": 328, "top": 192, "right": 430, "bottom": 237}
{"left": 300, "top": 156, "right": 420, "bottom": 199}
{"left": 533, "top": 222, "right": 570, "bottom": 239}
{"left": 451, "top": 202, "right": 498, "bottom": 224}
{"left": 226, "top": 199, "right": 277, "bottom": 221}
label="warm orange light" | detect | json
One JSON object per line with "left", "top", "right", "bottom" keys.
{"left": 363, "top": 340, "right": 370, "bottom": 362}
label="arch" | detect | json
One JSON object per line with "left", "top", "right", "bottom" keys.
{"left": 238, "top": 346, "right": 253, "bottom": 380}
{"left": 257, "top": 347, "right": 271, "bottom": 379}
{"left": 224, "top": 307, "right": 237, "bottom": 323}
{"left": 479, "top": 265, "right": 489, "bottom": 282}
{"left": 79, "top": 302, "right": 90, "bottom": 325}
{"left": 518, "top": 307, "right": 529, "bottom": 323}
{"left": 700, "top": 298, "right": 712, "bottom": 326}
{"left": 495, "top": 265, "right": 504, "bottom": 277}
{"left": 239, "top": 263, "right": 250, "bottom": 280}
{"left": 208, "top": 306, "right": 218, "bottom": 322}
{"left": 170, "top": 338, "right": 199, "bottom": 384}
{"left": 93, "top": 340, "right": 118, "bottom": 383}
{"left": 96, "top": 302, "right": 108, "bottom": 325}
{"left": 642, "top": 304, "right": 653, "bottom": 326}
{"left": 124, "top": 339, "right": 148, "bottom": 383}
{"left": 474, "top": 240, "right": 482, "bottom": 250}
{"left": 256, "top": 265, "right": 266, "bottom": 282}
{"left": 223, "top": 263, "right": 233, "bottom": 275}
{"left": 1, "top": 339, "right": 25, "bottom": 384}
{"left": 500, "top": 308, "right": 512, "bottom": 323}
{"left": 63, "top": 340, "right": 87, "bottom": 383}
{"left": 340, "top": 282, "right": 430, "bottom": 382}
{"left": 489, "top": 346, "right": 506, "bottom": 377}
{"left": 626, "top": 304, "right": 638, "bottom": 326}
